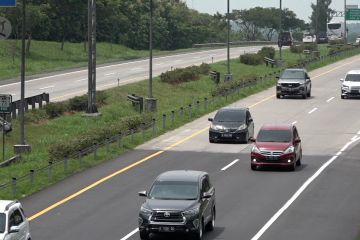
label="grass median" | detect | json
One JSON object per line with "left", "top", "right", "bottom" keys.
{"left": 0, "top": 44, "right": 359, "bottom": 199}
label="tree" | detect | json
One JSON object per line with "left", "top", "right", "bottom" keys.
{"left": 310, "top": 0, "right": 335, "bottom": 34}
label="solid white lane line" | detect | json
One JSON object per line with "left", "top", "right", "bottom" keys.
{"left": 292, "top": 121, "right": 297, "bottom": 125}
{"left": 326, "top": 97, "right": 335, "bottom": 102}
{"left": 357, "top": 130, "right": 360, "bottom": 135}
{"left": 120, "top": 228, "right": 139, "bottom": 240}
{"left": 351, "top": 135, "right": 358, "bottom": 141}
{"left": 250, "top": 137, "right": 360, "bottom": 240}
{"left": 308, "top": 108, "right": 318, "bottom": 114}
{"left": 104, "top": 72, "right": 115, "bottom": 76}
{"left": 39, "top": 85, "right": 54, "bottom": 90}
{"left": 221, "top": 159, "right": 239, "bottom": 171}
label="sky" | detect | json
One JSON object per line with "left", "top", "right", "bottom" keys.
{"left": 184, "top": 0, "right": 357, "bottom": 23}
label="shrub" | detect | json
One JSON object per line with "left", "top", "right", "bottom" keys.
{"left": 303, "top": 43, "right": 318, "bottom": 51}
{"left": 329, "top": 39, "right": 345, "bottom": 45}
{"left": 240, "top": 53, "right": 262, "bottom": 65}
{"left": 211, "top": 75, "right": 257, "bottom": 96}
{"left": 258, "top": 47, "right": 275, "bottom": 59}
{"left": 160, "top": 65, "right": 200, "bottom": 84}
{"left": 199, "top": 63, "right": 211, "bottom": 74}
{"left": 68, "top": 95, "right": 88, "bottom": 111}
{"left": 45, "top": 102, "right": 67, "bottom": 119}
{"left": 48, "top": 114, "right": 152, "bottom": 160}
{"left": 25, "top": 108, "right": 48, "bottom": 123}
{"left": 290, "top": 44, "right": 304, "bottom": 53}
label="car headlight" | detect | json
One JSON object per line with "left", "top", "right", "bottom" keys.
{"left": 140, "top": 206, "right": 152, "bottom": 218}
{"left": 237, "top": 123, "right": 247, "bottom": 131}
{"left": 211, "top": 124, "right": 225, "bottom": 130}
{"left": 342, "top": 85, "right": 349, "bottom": 91}
{"left": 251, "top": 145, "right": 261, "bottom": 154}
{"left": 182, "top": 207, "right": 200, "bottom": 219}
{"left": 283, "top": 146, "right": 294, "bottom": 154}
{"left": 277, "top": 83, "right": 281, "bottom": 87}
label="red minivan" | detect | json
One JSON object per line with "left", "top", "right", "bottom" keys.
{"left": 250, "top": 124, "right": 302, "bottom": 171}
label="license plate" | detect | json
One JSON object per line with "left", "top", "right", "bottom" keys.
{"left": 160, "top": 226, "right": 173, "bottom": 232}
{"left": 221, "top": 133, "right": 232, "bottom": 138}
{"left": 266, "top": 156, "right": 276, "bottom": 161}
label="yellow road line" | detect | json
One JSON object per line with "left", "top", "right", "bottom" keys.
{"left": 28, "top": 55, "right": 360, "bottom": 221}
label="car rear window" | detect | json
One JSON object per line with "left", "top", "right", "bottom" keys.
{"left": 280, "top": 70, "right": 305, "bottom": 79}
{"left": 149, "top": 181, "right": 199, "bottom": 200}
{"left": 345, "top": 74, "right": 360, "bottom": 82}
{"left": 214, "top": 110, "right": 246, "bottom": 122}
{"left": 257, "top": 129, "right": 291, "bottom": 143}
{"left": 0, "top": 213, "right": 5, "bottom": 233}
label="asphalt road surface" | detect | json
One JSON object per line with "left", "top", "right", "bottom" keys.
{"left": 0, "top": 46, "right": 268, "bottom": 102}
{"left": 22, "top": 54, "right": 360, "bottom": 240}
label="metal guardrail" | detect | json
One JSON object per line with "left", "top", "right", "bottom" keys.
{"left": 193, "top": 41, "right": 277, "bottom": 48}
{"left": 209, "top": 71, "right": 220, "bottom": 84}
{"left": 264, "top": 57, "right": 276, "bottom": 68}
{"left": 11, "top": 92, "right": 50, "bottom": 119}
{"left": 127, "top": 94, "right": 143, "bottom": 113}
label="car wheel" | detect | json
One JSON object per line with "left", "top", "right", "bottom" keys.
{"left": 251, "top": 164, "right": 257, "bottom": 171}
{"left": 193, "top": 219, "right": 203, "bottom": 240}
{"left": 341, "top": 95, "right": 344, "bottom": 99}
{"left": 296, "top": 151, "right": 302, "bottom": 166}
{"left": 276, "top": 94, "right": 281, "bottom": 99}
{"left": 209, "top": 138, "right": 214, "bottom": 143}
{"left": 307, "top": 88, "right": 311, "bottom": 97}
{"left": 302, "top": 89, "right": 307, "bottom": 99}
{"left": 206, "top": 207, "right": 215, "bottom": 231}
{"left": 139, "top": 230, "right": 149, "bottom": 240}
{"left": 244, "top": 132, "right": 249, "bottom": 144}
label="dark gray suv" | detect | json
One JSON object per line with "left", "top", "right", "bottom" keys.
{"left": 138, "top": 171, "right": 216, "bottom": 240}
{"left": 276, "top": 68, "right": 312, "bottom": 99}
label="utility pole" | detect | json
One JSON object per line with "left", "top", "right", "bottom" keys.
{"left": 316, "top": 0, "right": 319, "bottom": 42}
{"left": 279, "top": 0, "right": 282, "bottom": 60}
{"left": 14, "top": 0, "right": 31, "bottom": 154}
{"left": 227, "top": 0, "right": 230, "bottom": 74}
{"left": 344, "top": 0, "right": 347, "bottom": 44}
{"left": 145, "top": 0, "right": 157, "bottom": 112}
{"left": 87, "top": 0, "right": 98, "bottom": 114}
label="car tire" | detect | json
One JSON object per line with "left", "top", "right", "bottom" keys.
{"left": 209, "top": 138, "right": 214, "bottom": 143}
{"left": 193, "top": 219, "right": 203, "bottom": 240}
{"left": 302, "top": 90, "right": 307, "bottom": 99}
{"left": 205, "top": 207, "right": 215, "bottom": 231}
{"left": 307, "top": 88, "right": 311, "bottom": 98}
{"left": 251, "top": 164, "right": 257, "bottom": 171}
{"left": 139, "top": 230, "right": 149, "bottom": 240}
{"left": 296, "top": 151, "right": 302, "bottom": 166}
{"left": 341, "top": 95, "right": 344, "bottom": 99}
{"left": 276, "top": 94, "right": 281, "bottom": 99}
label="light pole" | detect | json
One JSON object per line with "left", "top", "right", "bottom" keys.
{"left": 279, "top": 0, "right": 282, "bottom": 60}
{"left": 344, "top": 0, "right": 347, "bottom": 43}
{"left": 316, "top": 0, "right": 319, "bottom": 42}
{"left": 145, "top": 0, "right": 157, "bottom": 112}
{"left": 227, "top": 0, "right": 230, "bottom": 74}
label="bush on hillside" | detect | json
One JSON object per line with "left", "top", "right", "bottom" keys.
{"left": 258, "top": 47, "right": 275, "bottom": 59}
{"left": 240, "top": 53, "right": 262, "bottom": 65}
{"left": 160, "top": 64, "right": 210, "bottom": 84}
{"left": 45, "top": 102, "right": 67, "bottom": 119}
{"left": 303, "top": 43, "right": 318, "bottom": 51}
{"left": 290, "top": 44, "right": 304, "bottom": 53}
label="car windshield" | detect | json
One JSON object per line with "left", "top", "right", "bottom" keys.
{"left": 149, "top": 181, "right": 199, "bottom": 200}
{"left": 280, "top": 70, "right": 305, "bottom": 80}
{"left": 345, "top": 74, "right": 360, "bottom": 82}
{"left": 0, "top": 213, "right": 5, "bottom": 233}
{"left": 214, "top": 110, "right": 245, "bottom": 122}
{"left": 257, "top": 129, "right": 291, "bottom": 143}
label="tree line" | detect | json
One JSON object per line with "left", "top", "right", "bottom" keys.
{"left": 0, "top": 0, "right": 313, "bottom": 52}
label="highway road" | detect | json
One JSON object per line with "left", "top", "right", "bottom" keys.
{"left": 22, "top": 54, "right": 360, "bottom": 240}
{"left": 0, "top": 46, "right": 267, "bottom": 102}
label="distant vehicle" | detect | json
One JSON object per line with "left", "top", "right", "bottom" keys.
{"left": 355, "top": 35, "right": 360, "bottom": 44}
{"left": 250, "top": 124, "right": 302, "bottom": 171}
{"left": 278, "top": 31, "right": 293, "bottom": 46}
{"left": 303, "top": 33, "right": 316, "bottom": 43}
{"left": 317, "top": 32, "right": 328, "bottom": 44}
{"left": 208, "top": 107, "right": 254, "bottom": 143}
{"left": 138, "top": 170, "right": 216, "bottom": 240}
{"left": 327, "top": 22, "right": 345, "bottom": 41}
{"left": 0, "top": 200, "right": 31, "bottom": 240}
{"left": 276, "top": 68, "right": 312, "bottom": 99}
{"left": 340, "top": 70, "right": 360, "bottom": 99}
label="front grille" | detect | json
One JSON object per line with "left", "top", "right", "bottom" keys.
{"left": 281, "top": 83, "right": 300, "bottom": 88}
{"left": 151, "top": 211, "right": 184, "bottom": 223}
{"left": 351, "top": 86, "right": 360, "bottom": 91}
{"left": 260, "top": 151, "right": 283, "bottom": 156}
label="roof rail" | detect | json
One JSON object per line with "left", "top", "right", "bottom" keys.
{"left": 5, "top": 200, "right": 19, "bottom": 211}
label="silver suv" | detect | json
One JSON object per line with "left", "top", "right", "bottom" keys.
{"left": 0, "top": 200, "right": 31, "bottom": 240}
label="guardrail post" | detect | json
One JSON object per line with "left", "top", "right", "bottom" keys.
{"left": 93, "top": 143, "right": 97, "bottom": 160}
{"left": 152, "top": 118, "right": 156, "bottom": 135}
{"left": 171, "top": 111, "right": 175, "bottom": 126}
{"left": 29, "top": 170, "right": 34, "bottom": 186}
{"left": 48, "top": 161, "right": 53, "bottom": 181}
{"left": 106, "top": 138, "right": 110, "bottom": 153}
{"left": 180, "top": 107, "right": 184, "bottom": 119}
{"left": 196, "top": 101, "right": 200, "bottom": 112}
{"left": 11, "top": 177, "right": 17, "bottom": 197}
{"left": 162, "top": 114, "right": 166, "bottom": 130}
{"left": 64, "top": 156, "right": 69, "bottom": 174}
{"left": 189, "top": 104, "right": 192, "bottom": 118}
{"left": 204, "top": 98, "right": 208, "bottom": 110}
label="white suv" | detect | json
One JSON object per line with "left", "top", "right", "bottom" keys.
{"left": 341, "top": 70, "right": 360, "bottom": 99}
{"left": 0, "top": 200, "right": 31, "bottom": 240}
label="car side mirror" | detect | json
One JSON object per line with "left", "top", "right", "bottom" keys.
{"left": 202, "top": 192, "right": 212, "bottom": 199}
{"left": 138, "top": 191, "right": 147, "bottom": 197}
{"left": 208, "top": 118, "right": 213, "bottom": 122}
{"left": 9, "top": 226, "right": 20, "bottom": 234}
{"left": 248, "top": 118, "right": 253, "bottom": 122}
{"left": 249, "top": 137, "right": 256, "bottom": 142}
{"left": 294, "top": 138, "right": 301, "bottom": 144}
{"left": 340, "top": 78, "right": 344, "bottom": 82}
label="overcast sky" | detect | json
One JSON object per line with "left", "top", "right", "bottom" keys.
{"left": 184, "top": 0, "right": 356, "bottom": 23}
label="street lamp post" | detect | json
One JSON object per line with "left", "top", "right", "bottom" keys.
{"left": 279, "top": 0, "right": 282, "bottom": 60}
{"left": 344, "top": 0, "right": 347, "bottom": 44}
{"left": 227, "top": 0, "right": 230, "bottom": 74}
